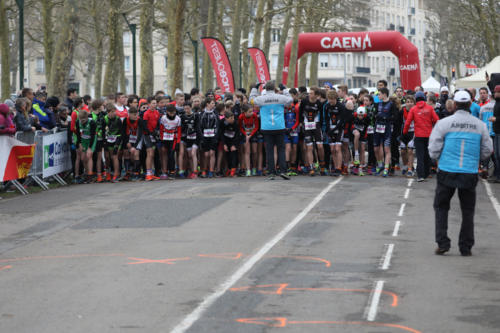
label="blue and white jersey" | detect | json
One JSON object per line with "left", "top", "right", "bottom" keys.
{"left": 479, "top": 101, "right": 495, "bottom": 137}
{"left": 470, "top": 102, "right": 480, "bottom": 118}
{"left": 429, "top": 110, "right": 492, "bottom": 174}
{"left": 250, "top": 88, "right": 293, "bottom": 131}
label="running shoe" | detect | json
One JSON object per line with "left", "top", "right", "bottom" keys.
{"left": 200, "top": 171, "right": 207, "bottom": 178}
{"left": 406, "top": 170, "right": 414, "bottom": 178}
{"left": 383, "top": 169, "right": 388, "bottom": 177}
{"left": 111, "top": 176, "right": 119, "bottom": 183}
{"left": 309, "top": 169, "right": 315, "bottom": 177}
{"left": 160, "top": 174, "right": 168, "bottom": 180}
{"left": 230, "top": 168, "right": 236, "bottom": 177}
{"left": 252, "top": 168, "right": 257, "bottom": 176}
{"left": 246, "top": 169, "right": 251, "bottom": 177}
{"left": 279, "top": 173, "right": 291, "bottom": 180}
{"left": 359, "top": 169, "right": 365, "bottom": 176}
{"left": 256, "top": 170, "right": 263, "bottom": 176}
{"left": 188, "top": 172, "right": 198, "bottom": 179}
{"left": 96, "top": 174, "right": 103, "bottom": 183}
{"left": 208, "top": 171, "right": 214, "bottom": 178}
{"left": 178, "top": 170, "right": 186, "bottom": 179}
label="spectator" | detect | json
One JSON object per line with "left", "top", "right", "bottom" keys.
{"left": 13, "top": 98, "right": 36, "bottom": 133}
{"left": 489, "top": 85, "right": 500, "bottom": 183}
{"left": 0, "top": 103, "right": 15, "bottom": 136}
{"left": 467, "top": 88, "right": 480, "bottom": 118}
{"left": 44, "top": 96, "right": 60, "bottom": 129}
{"left": 65, "top": 88, "right": 78, "bottom": 110}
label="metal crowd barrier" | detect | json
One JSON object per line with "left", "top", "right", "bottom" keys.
{"left": 10, "top": 127, "right": 68, "bottom": 194}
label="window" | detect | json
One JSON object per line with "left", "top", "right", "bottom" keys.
{"left": 319, "top": 54, "right": 329, "bottom": 68}
{"left": 123, "top": 31, "right": 131, "bottom": 46}
{"left": 164, "top": 56, "right": 168, "bottom": 71}
{"left": 271, "top": 54, "right": 278, "bottom": 69}
{"left": 124, "top": 56, "right": 131, "bottom": 72}
{"left": 272, "top": 29, "right": 281, "bottom": 43}
{"left": 376, "top": 58, "right": 380, "bottom": 73}
{"left": 35, "top": 57, "right": 45, "bottom": 74}
{"left": 332, "top": 54, "right": 338, "bottom": 68}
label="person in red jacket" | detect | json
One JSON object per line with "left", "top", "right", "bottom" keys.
{"left": 0, "top": 103, "right": 16, "bottom": 136}
{"left": 403, "top": 91, "right": 439, "bottom": 181}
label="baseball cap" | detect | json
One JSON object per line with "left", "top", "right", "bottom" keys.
{"left": 440, "top": 86, "right": 449, "bottom": 93}
{"left": 494, "top": 85, "right": 500, "bottom": 93}
{"left": 453, "top": 90, "right": 471, "bottom": 102}
{"left": 415, "top": 91, "right": 426, "bottom": 101}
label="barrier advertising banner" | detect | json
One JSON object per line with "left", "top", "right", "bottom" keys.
{"left": 42, "top": 131, "right": 71, "bottom": 178}
{"left": 0, "top": 136, "right": 35, "bottom": 181}
{"left": 248, "top": 47, "right": 271, "bottom": 84}
{"left": 201, "top": 37, "right": 235, "bottom": 93}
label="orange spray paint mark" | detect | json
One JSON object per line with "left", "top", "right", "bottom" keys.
{"left": 198, "top": 253, "right": 243, "bottom": 260}
{"left": 0, "top": 265, "right": 12, "bottom": 271}
{"left": 126, "top": 257, "right": 191, "bottom": 265}
{"left": 0, "top": 253, "right": 125, "bottom": 263}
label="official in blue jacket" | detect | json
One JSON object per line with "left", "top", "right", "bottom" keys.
{"left": 250, "top": 81, "right": 293, "bottom": 180}
{"left": 428, "top": 90, "right": 493, "bottom": 256}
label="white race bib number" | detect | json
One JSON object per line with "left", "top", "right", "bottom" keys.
{"left": 204, "top": 128, "right": 215, "bottom": 137}
{"left": 224, "top": 130, "right": 235, "bottom": 138}
{"left": 81, "top": 134, "right": 90, "bottom": 140}
{"left": 355, "top": 125, "right": 364, "bottom": 131}
{"left": 305, "top": 120, "right": 316, "bottom": 130}
{"left": 367, "top": 126, "right": 374, "bottom": 134}
{"left": 149, "top": 135, "right": 156, "bottom": 143}
{"left": 106, "top": 135, "right": 117, "bottom": 143}
{"left": 129, "top": 135, "right": 137, "bottom": 144}
{"left": 376, "top": 124, "right": 386, "bottom": 134}
{"left": 187, "top": 133, "right": 197, "bottom": 140}
{"left": 163, "top": 132, "right": 175, "bottom": 141}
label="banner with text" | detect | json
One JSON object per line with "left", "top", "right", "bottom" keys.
{"left": 248, "top": 47, "right": 271, "bottom": 84}
{"left": 42, "top": 131, "right": 71, "bottom": 178}
{"left": 201, "top": 37, "right": 235, "bottom": 93}
{"left": 0, "top": 136, "right": 35, "bottom": 181}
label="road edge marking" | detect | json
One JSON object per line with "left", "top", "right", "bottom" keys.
{"left": 169, "top": 177, "right": 343, "bottom": 333}
{"left": 482, "top": 179, "right": 500, "bottom": 220}
{"left": 392, "top": 221, "right": 401, "bottom": 237}
{"left": 365, "top": 280, "right": 385, "bottom": 321}
{"left": 398, "top": 203, "right": 406, "bottom": 217}
{"left": 379, "top": 244, "right": 395, "bottom": 270}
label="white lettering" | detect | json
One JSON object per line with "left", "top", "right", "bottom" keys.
{"left": 255, "top": 52, "right": 267, "bottom": 83}
{"left": 342, "top": 37, "right": 351, "bottom": 48}
{"left": 351, "top": 37, "right": 361, "bottom": 49}
{"left": 320, "top": 34, "right": 372, "bottom": 51}
{"left": 320, "top": 37, "right": 331, "bottom": 49}
{"left": 332, "top": 37, "right": 342, "bottom": 48}
{"left": 399, "top": 63, "right": 418, "bottom": 71}
{"left": 210, "top": 41, "right": 231, "bottom": 91}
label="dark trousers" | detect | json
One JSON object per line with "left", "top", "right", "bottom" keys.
{"left": 391, "top": 134, "right": 400, "bottom": 166}
{"left": 433, "top": 181, "right": 476, "bottom": 251}
{"left": 263, "top": 133, "right": 286, "bottom": 174}
{"left": 367, "top": 134, "right": 376, "bottom": 166}
{"left": 414, "top": 137, "right": 431, "bottom": 178}
{"left": 494, "top": 135, "right": 500, "bottom": 179}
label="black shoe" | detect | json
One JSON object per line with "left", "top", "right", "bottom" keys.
{"left": 460, "top": 250, "right": 472, "bottom": 256}
{"left": 279, "top": 173, "right": 290, "bottom": 180}
{"left": 435, "top": 247, "right": 449, "bottom": 255}
{"left": 267, "top": 174, "right": 275, "bottom": 180}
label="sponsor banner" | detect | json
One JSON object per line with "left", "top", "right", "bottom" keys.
{"left": 0, "top": 136, "right": 35, "bottom": 181}
{"left": 248, "top": 47, "right": 271, "bottom": 84}
{"left": 42, "top": 131, "right": 71, "bottom": 178}
{"left": 201, "top": 37, "right": 235, "bottom": 93}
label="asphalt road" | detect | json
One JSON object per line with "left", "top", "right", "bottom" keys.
{"left": 1, "top": 174, "right": 500, "bottom": 333}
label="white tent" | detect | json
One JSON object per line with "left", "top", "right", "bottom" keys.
{"left": 455, "top": 56, "right": 500, "bottom": 89}
{"left": 422, "top": 76, "right": 441, "bottom": 93}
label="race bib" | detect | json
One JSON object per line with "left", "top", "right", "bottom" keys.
{"left": 367, "top": 126, "right": 374, "bottom": 134}
{"left": 149, "top": 135, "right": 156, "bottom": 143}
{"left": 355, "top": 125, "right": 364, "bottom": 131}
{"left": 376, "top": 124, "right": 386, "bottom": 133}
{"left": 224, "top": 130, "right": 235, "bottom": 138}
{"left": 106, "top": 135, "right": 117, "bottom": 143}
{"left": 129, "top": 135, "right": 137, "bottom": 144}
{"left": 81, "top": 134, "right": 90, "bottom": 140}
{"left": 187, "top": 133, "right": 197, "bottom": 140}
{"left": 163, "top": 132, "right": 175, "bottom": 141}
{"left": 305, "top": 120, "right": 316, "bottom": 130}
{"left": 204, "top": 128, "right": 215, "bottom": 137}
{"left": 290, "top": 128, "right": 299, "bottom": 137}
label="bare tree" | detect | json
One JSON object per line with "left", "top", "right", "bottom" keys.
{"left": 286, "top": 3, "right": 301, "bottom": 87}
{"left": 201, "top": 0, "right": 216, "bottom": 91}
{"left": 102, "top": 0, "right": 121, "bottom": 96}
{"left": 261, "top": 0, "right": 274, "bottom": 63}
{"left": 275, "top": 0, "right": 292, "bottom": 83}
{"left": 246, "top": 0, "right": 265, "bottom": 89}
{"left": 140, "top": 0, "right": 154, "bottom": 97}
{"left": 229, "top": 0, "right": 243, "bottom": 88}
{"left": 0, "top": 0, "right": 10, "bottom": 99}
{"left": 167, "top": 0, "right": 186, "bottom": 93}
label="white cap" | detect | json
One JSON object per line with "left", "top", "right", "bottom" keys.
{"left": 440, "top": 86, "right": 449, "bottom": 93}
{"left": 174, "top": 88, "right": 183, "bottom": 96}
{"left": 453, "top": 90, "right": 471, "bottom": 103}
{"left": 356, "top": 106, "right": 366, "bottom": 115}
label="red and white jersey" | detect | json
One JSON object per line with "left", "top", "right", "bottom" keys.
{"left": 159, "top": 115, "right": 181, "bottom": 141}
{"left": 115, "top": 104, "right": 129, "bottom": 120}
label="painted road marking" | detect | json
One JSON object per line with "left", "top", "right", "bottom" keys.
{"left": 398, "top": 203, "right": 406, "bottom": 217}
{"left": 0, "top": 265, "right": 12, "bottom": 271}
{"left": 235, "top": 317, "right": 422, "bottom": 332}
{"left": 127, "top": 257, "right": 191, "bottom": 265}
{"left": 169, "top": 177, "right": 344, "bottom": 333}
{"left": 404, "top": 188, "right": 410, "bottom": 200}
{"left": 408, "top": 179, "right": 414, "bottom": 187}
{"left": 483, "top": 180, "right": 500, "bottom": 220}
{"left": 392, "top": 221, "right": 401, "bottom": 237}
{"left": 365, "top": 280, "right": 385, "bottom": 321}
{"left": 380, "top": 244, "right": 395, "bottom": 270}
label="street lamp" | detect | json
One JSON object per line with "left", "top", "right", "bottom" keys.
{"left": 15, "top": 0, "right": 24, "bottom": 90}
{"left": 187, "top": 32, "right": 199, "bottom": 89}
{"left": 122, "top": 14, "right": 137, "bottom": 95}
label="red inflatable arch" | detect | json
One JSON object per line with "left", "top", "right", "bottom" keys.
{"left": 282, "top": 31, "right": 421, "bottom": 91}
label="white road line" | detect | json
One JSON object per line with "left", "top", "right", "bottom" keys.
{"left": 408, "top": 179, "right": 414, "bottom": 187}
{"left": 483, "top": 179, "right": 500, "bottom": 220}
{"left": 379, "top": 244, "right": 395, "bottom": 270}
{"left": 365, "top": 280, "right": 385, "bottom": 321}
{"left": 404, "top": 188, "right": 410, "bottom": 200}
{"left": 398, "top": 203, "right": 406, "bottom": 217}
{"left": 169, "top": 177, "right": 343, "bottom": 333}
{"left": 392, "top": 221, "right": 401, "bottom": 237}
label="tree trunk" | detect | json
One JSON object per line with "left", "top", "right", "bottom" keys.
{"left": 229, "top": 0, "right": 242, "bottom": 89}
{"left": 102, "top": 0, "right": 120, "bottom": 96}
{"left": 189, "top": 0, "right": 200, "bottom": 89}
{"left": 246, "top": 0, "right": 265, "bottom": 89}
{"left": 140, "top": 0, "right": 154, "bottom": 97}
{"left": 47, "top": 0, "right": 80, "bottom": 100}
{"left": 286, "top": 4, "right": 301, "bottom": 87}
{"left": 275, "top": 2, "right": 291, "bottom": 84}
{"left": 261, "top": 0, "right": 274, "bottom": 64}
{"left": 90, "top": 0, "right": 104, "bottom": 98}
{"left": 117, "top": 22, "right": 126, "bottom": 93}
{"left": 201, "top": 0, "right": 216, "bottom": 91}
{"left": 41, "top": 0, "right": 54, "bottom": 85}
{"left": 309, "top": 53, "right": 318, "bottom": 86}
{"left": 240, "top": 0, "right": 250, "bottom": 90}
{"left": 217, "top": 0, "right": 225, "bottom": 42}
{"left": 0, "top": 0, "right": 11, "bottom": 100}
{"left": 298, "top": 56, "right": 307, "bottom": 86}
{"left": 168, "top": 0, "right": 186, "bottom": 93}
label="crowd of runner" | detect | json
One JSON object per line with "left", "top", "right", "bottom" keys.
{"left": 1, "top": 79, "right": 499, "bottom": 184}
